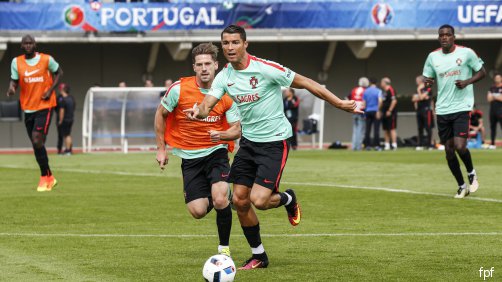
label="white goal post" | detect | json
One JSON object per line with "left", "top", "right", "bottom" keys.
{"left": 82, "top": 87, "right": 165, "bottom": 153}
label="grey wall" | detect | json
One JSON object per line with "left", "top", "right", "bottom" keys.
{"left": 0, "top": 39, "right": 500, "bottom": 148}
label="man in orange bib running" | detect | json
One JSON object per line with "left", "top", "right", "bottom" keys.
{"left": 6, "top": 35, "right": 63, "bottom": 192}
{"left": 154, "top": 43, "right": 241, "bottom": 257}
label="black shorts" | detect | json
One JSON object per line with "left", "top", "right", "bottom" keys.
{"left": 437, "top": 111, "right": 470, "bottom": 144}
{"left": 382, "top": 112, "right": 397, "bottom": 130}
{"left": 228, "top": 137, "right": 290, "bottom": 192}
{"left": 181, "top": 148, "right": 230, "bottom": 204}
{"left": 58, "top": 120, "right": 73, "bottom": 137}
{"left": 24, "top": 109, "right": 53, "bottom": 136}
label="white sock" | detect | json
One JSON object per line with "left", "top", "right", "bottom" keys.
{"left": 392, "top": 142, "right": 397, "bottom": 148}
{"left": 285, "top": 193, "right": 292, "bottom": 206}
{"left": 459, "top": 183, "right": 467, "bottom": 189}
{"left": 218, "top": 245, "right": 229, "bottom": 252}
{"left": 468, "top": 169, "right": 476, "bottom": 175}
{"left": 384, "top": 143, "right": 390, "bottom": 149}
{"left": 251, "top": 244, "right": 265, "bottom": 255}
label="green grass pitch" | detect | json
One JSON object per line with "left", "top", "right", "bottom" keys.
{"left": 0, "top": 149, "right": 501, "bottom": 281}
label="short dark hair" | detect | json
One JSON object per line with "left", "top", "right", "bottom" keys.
{"left": 438, "top": 24, "right": 455, "bottom": 35}
{"left": 369, "top": 77, "right": 377, "bottom": 85}
{"left": 221, "top": 25, "right": 246, "bottom": 41}
{"left": 191, "top": 43, "right": 219, "bottom": 63}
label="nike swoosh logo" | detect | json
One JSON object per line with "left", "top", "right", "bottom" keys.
{"left": 221, "top": 173, "right": 229, "bottom": 178}
{"left": 263, "top": 179, "right": 274, "bottom": 184}
{"left": 251, "top": 261, "right": 262, "bottom": 269}
{"left": 227, "top": 83, "right": 235, "bottom": 87}
{"left": 36, "top": 126, "right": 43, "bottom": 130}
{"left": 24, "top": 69, "right": 39, "bottom": 76}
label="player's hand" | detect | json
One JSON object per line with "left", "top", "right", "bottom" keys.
{"left": 156, "top": 150, "right": 168, "bottom": 170}
{"left": 376, "top": 111, "right": 382, "bottom": 120}
{"left": 41, "top": 91, "right": 51, "bottom": 100}
{"left": 339, "top": 100, "right": 364, "bottom": 114}
{"left": 208, "top": 130, "right": 221, "bottom": 143}
{"left": 455, "top": 80, "right": 469, "bottom": 89}
{"left": 6, "top": 86, "right": 16, "bottom": 97}
{"left": 386, "top": 111, "right": 391, "bottom": 117}
{"left": 424, "top": 77, "right": 435, "bottom": 88}
{"left": 183, "top": 103, "right": 200, "bottom": 120}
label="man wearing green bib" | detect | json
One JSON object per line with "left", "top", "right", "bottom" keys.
{"left": 422, "top": 24, "right": 486, "bottom": 199}
{"left": 186, "top": 25, "right": 362, "bottom": 270}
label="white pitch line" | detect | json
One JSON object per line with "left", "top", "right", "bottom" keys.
{"left": 0, "top": 232, "right": 501, "bottom": 238}
{"left": 2, "top": 165, "right": 502, "bottom": 203}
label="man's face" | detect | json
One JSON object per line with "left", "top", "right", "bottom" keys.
{"left": 494, "top": 74, "right": 502, "bottom": 84}
{"left": 438, "top": 27, "right": 455, "bottom": 50}
{"left": 221, "top": 33, "right": 248, "bottom": 64}
{"left": 416, "top": 76, "right": 423, "bottom": 86}
{"left": 193, "top": 54, "right": 218, "bottom": 84}
{"left": 21, "top": 37, "right": 36, "bottom": 55}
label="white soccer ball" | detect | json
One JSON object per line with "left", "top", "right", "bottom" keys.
{"left": 202, "top": 254, "right": 236, "bottom": 282}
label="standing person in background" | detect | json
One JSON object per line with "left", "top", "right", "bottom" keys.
{"left": 412, "top": 75, "right": 435, "bottom": 150}
{"left": 380, "top": 77, "right": 398, "bottom": 150}
{"left": 118, "top": 81, "right": 127, "bottom": 87}
{"left": 348, "top": 77, "right": 369, "bottom": 150}
{"left": 363, "top": 78, "right": 383, "bottom": 151}
{"left": 487, "top": 73, "right": 502, "bottom": 149}
{"left": 283, "top": 88, "right": 300, "bottom": 150}
{"left": 5, "top": 34, "right": 63, "bottom": 192}
{"left": 57, "top": 83, "right": 76, "bottom": 155}
{"left": 422, "top": 24, "right": 486, "bottom": 198}
{"left": 144, "top": 79, "right": 154, "bottom": 87}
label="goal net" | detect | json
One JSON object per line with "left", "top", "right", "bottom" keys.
{"left": 82, "top": 87, "right": 165, "bottom": 153}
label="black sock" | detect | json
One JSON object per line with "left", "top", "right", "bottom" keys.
{"left": 215, "top": 204, "right": 232, "bottom": 246}
{"left": 458, "top": 149, "right": 474, "bottom": 173}
{"left": 34, "top": 146, "right": 51, "bottom": 176}
{"left": 446, "top": 156, "right": 464, "bottom": 186}
{"left": 278, "top": 192, "right": 289, "bottom": 207}
{"left": 242, "top": 224, "right": 262, "bottom": 249}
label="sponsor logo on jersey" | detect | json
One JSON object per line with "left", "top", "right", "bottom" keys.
{"left": 199, "top": 115, "right": 221, "bottom": 123}
{"left": 249, "top": 76, "right": 258, "bottom": 89}
{"left": 456, "top": 58, "right": 463, "bottom": 66}
{"left": 439, "top": 70, "right": 461, "bottom": 78}
{"left": 24, "top": 76, "right": 44, "bottom": 83}
{"left": 236, "top": 93, "right": 260, "bottom": 103}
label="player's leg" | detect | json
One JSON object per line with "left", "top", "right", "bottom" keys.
{"left": 364, "top": 113, "right": 374, "bottom": 149}
{"left": 207, "top": 148, "right": 234, "bottom": 256}
{"left": 31, "top": 109, "right": 56, "bottom": 191}
{"left": 438, "top": 114, "right": 467, "bottom": 198}
{"left": 56, "top": 123, "right": 63, "bottom": 154}
{"left": 417, "top": 112, "right": 425, "bottom": 148}
{"left": 64, "top": 121, "right": 74, "bottom": 154}
{"left": 391, "top": 113, "right": 397, "bottom": 150}
{"left": 183, "top": 157, "right": 213, "bottom": 218}
{"left": 453, "top": 112, "right": 478, "bottom": 192}
{"left": 426, "top": 110, "right": 434, "bottom": 149}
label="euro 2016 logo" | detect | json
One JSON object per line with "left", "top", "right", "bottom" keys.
{"left": 371, "top": 3, "right": 394, "bottom": 27}
{"left": 250, "top": 76, "right": 258, "bottom": 89}
{"left": 63, "top": 6, "right": 85, "bottom": 27}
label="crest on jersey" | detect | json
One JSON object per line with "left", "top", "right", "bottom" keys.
{"left": 250, "top": 76, "right": 258, "bottom": 89}
{"left": 456, "top": 58, "right": 462, "bottom": 66}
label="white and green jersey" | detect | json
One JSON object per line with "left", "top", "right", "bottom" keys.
{"left": 161, "top": 81, "right": 240, "bottom": 159}
{"left": 209, "top": 55, "right": 295, "bottom": 142}
{"left": 422, "top": 45, "right": 484, "bottom": 115}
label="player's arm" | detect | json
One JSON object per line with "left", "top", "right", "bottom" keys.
{"left": 291, "top": 73, "right": 362, "bottom": 114}
{"left": 455, "top": 66, "right": 486, "bottom": 89}
{"left": 42, "top": 67, "right": 63, "bottom": 100}
{"left": 6, "top": 79, "right": 18, "bottom": 97}
{"left": 154, "top": 104, "right": 169, "bottom": 169}
{"left": 376, "top": 92, "right": 383, "bottom": 119}
{"left": 487, "top": 90, "right": 494, "bottom": 102}
{"left": 209, "top": 121, "right": 242, "bottom": 142}
{"left": 190, "top": 94, "right": 220, "bottom": 120}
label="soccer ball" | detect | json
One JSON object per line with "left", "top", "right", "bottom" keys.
{"left": 202, "top": 254, "right": 236, "bottom": 282}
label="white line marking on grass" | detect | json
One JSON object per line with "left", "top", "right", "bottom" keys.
{"left": 2, "top": 165, "right": 502, "bottom": 203}
{"left": 282, "top": 181, "right": 502, "bottom": 203}
{"left": 0, "top": 232, "right": 501, "bottom": 238}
